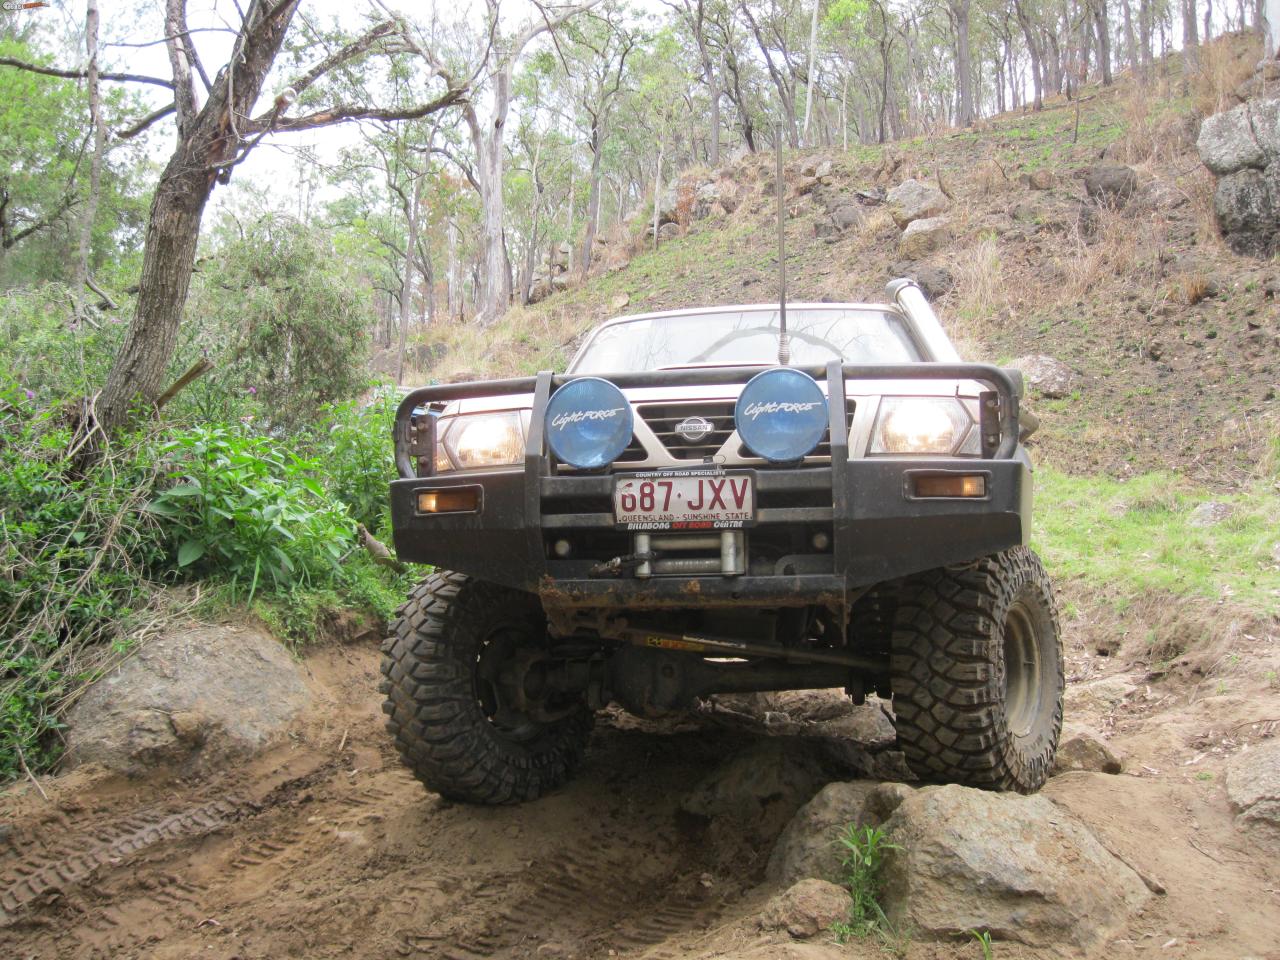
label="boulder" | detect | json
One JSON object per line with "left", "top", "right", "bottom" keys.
{"left": 1053, "top": 725, "right": 1123, "bottom": 775}
{"left": 1189, "top": 501, "right": 1234, "bottom": 526}
{"left": 1226, "top": 740, "right": 1280, "bottom": 830}
{"left": 657, "top": 221, "right": 680, "bottom": 241}
{"left": 1197, "top": 102, "right": 1269, "bottom": 174}
{"left": 1084, "top": 164, "right": 1138, "bottom": 206}
{"left": 1214, "top": 164, "right": 1280, "bottom": 257}
{"left": 898, "top": 216, "right": 950, "bottom": 259}
{"left": 885, "top": 179, "right": 950, "bottom": 229}
{"left": 830, "top": 204, "right": 863, "bottom": 231}
{"left": 911, "top": 264, "right": 955, "bottom": 300}
{"left": 767, "top": 781, "right": 881, "bottom": 884}
{"left": 879, "top": 785, "right": 1151, "bottom": 948}
{"left": 610, "top": 292, "right": 630, "bottom": 311}
{"left": 65, "top": 624, "right": 310, "bottom": 775}
{"left": 760, "top": 879, "right": 850, "bottom": 939}
{"left": 680, "top": 740, "right": 829, "bottom": 840}
{"left": 1014, "top": 354, "right": 1076, "bottom": 398}
{"left": 1027, "top": 168, "right": 1055, "bottom": 190}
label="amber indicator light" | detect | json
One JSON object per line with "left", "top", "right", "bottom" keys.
{"left": 914, "top": 474, "right": 986, "bottom": 498}
{"left": 417, "top": 488, "right": 481, "bottom": 513}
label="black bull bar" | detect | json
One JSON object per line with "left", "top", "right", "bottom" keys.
{"left": 390, "top": 361, "right": 1029, "bottom": 604}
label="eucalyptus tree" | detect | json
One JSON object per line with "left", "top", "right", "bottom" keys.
{"left": 386, "top": 0, "right": 601, "bottom": 325}
{"left": 558, "top": 2, "right": 642, "bottom": 277}
{"left": 2, "top": 1, "right": 468, "bottom": 431}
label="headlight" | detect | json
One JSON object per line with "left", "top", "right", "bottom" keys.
{"left": 439, "top": 412, "right": 525, "bottom": 470}
{"left": 870, "top": 397, "right": 975, "bottom": 455}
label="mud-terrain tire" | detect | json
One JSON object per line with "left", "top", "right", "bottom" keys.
{"left": 889, "top": 546, "right": 1063, "bottom": 793}
{"left": 380, "top": 571, "right": 593, "bottom": 804}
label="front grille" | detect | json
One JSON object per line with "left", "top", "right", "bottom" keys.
{"left": 636, "top": 400, "right": 736, "bottom": 461}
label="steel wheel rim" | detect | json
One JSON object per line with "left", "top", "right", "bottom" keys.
{"left": 1003, "top": 600, "right": 1042, "bottom": 738}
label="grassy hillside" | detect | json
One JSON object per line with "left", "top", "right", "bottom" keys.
{"left": 411, "top": 37, "right": 1275, "bottom": 476}
{"left": 402, "top": 36, "right": 1280, "bottom": 624}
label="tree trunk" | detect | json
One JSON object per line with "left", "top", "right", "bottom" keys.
{"left": 1014, "top": 2, "right": 1045, "bottom": 110}
{"left": 395, "top": 177, "right": 421, "bottom": 386}
{"left": 801, "top": 0, "right": 820, "bottom": 145}
{"left": 952, "top": 0, "right": 976, "bottom": 126}
{"left": 98, "top": 0, "right": 301, "bottom": 430}
{"left": 74, "top": 0, "right": 103, "bottom": 323}
{"left": 579, "top": 123, "right": 603, "bottom": 279}
{"left": 1095, "top": 0, "right": 1113, "bottom": 84}
{"left": 651, "top": 143, "right": 663, "bottom": 252}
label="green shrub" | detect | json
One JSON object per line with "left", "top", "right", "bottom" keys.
{"left": 312, "top": 389, "right": 398, "bottom": 531}
{"left": 0, "top": 380, "right": 167, "bottom": 779}
{"left": 149, "top": 423, "right": 355, "bottom": 602}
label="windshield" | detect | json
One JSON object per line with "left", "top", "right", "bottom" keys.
{"left": 569, "top": 307, "right": 922, "bottom": 374}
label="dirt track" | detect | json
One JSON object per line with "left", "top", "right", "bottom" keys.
{"left": 3, "top": 627, "right": 1279, "bottom": 960}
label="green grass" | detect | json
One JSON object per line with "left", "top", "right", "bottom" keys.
{"left": 831, "top": 824, "right": 900, "bottom": 944}
{"left": 1032, "top": 468, "right": 1280, "bottom": 614}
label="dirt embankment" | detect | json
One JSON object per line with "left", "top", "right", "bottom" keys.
{"left": 2, "top": 613, "right": 1279, "bottom": 960}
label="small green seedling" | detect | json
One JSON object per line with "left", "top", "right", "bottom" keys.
{"left": 831, "top": 824, "right": 900, "bottom": 943}
{"left": 969, "top": 928, "right": 995, "bottom": 958}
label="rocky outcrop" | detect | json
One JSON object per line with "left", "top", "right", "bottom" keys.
{"left": 1197, "top": 96, "right": 1280, "bottom": 256}
{"left": 65, "top": 624, "right": 311, "bottom": 775}
{"left": 1226, "top": 739, "right": 1280, "bottom": 832}
{"left": 878, "top": 784, "right": 1151, "bottom": 948}
{"left": 886, "top": 179, "right": 949, "bottom": 229}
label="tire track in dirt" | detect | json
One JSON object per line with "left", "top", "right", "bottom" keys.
{"left": 422, "top": 834, "right": 727, "bottom": 959}
{"left": 0, "top": 796, "right": 249, "bottom": 927}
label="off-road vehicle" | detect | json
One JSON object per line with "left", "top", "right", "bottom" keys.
{"left": 381, "top": 279, "right": 1063, "bottom": 804}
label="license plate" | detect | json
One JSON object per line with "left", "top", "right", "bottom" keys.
{"left": 613, "top": 471, "right": 754, "bottom": 530}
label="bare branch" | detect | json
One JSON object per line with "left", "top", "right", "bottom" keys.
{"left": 0, "top": 56, "right": 174, "bottom": 88}
{"left": 116, "top": 103, "right": 177, "bottom": 140}
{"left": 264, "top": 90, "right": 466, "bottom": 133}
{"left": 284, "top": 19, "right": 398, "bottom": 101}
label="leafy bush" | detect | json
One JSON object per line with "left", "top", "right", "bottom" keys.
{"left": 0, "top": 381, "right": 167, "bottom": 779}
{"left": 177, "top": 213, "right": 373, "bottom": 430}
{"left": 149, "top": 424, "right": 355, "bottom": 602}
{"left": 311, "top": 389, "right": 399, "bottom": 531}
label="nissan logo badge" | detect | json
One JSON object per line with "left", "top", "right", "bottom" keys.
{"left": 674, "top": 416, "right": 714, "bottom": 443}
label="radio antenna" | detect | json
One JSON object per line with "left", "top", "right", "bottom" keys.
{"left": 774, "top": 121, "right": 790, "bottom": 366}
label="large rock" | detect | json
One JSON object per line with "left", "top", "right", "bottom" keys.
{"left": 886, "top": 179, "right": 949, "bottom": 229}
{"left": 1214, "top": 164, "right": 1280, "bottom": 256}
{"left": 1014, "top": 354, "right": 1076, "bottom": 398}
{"left": 767, "top": 781, "right": 881, "bottom": 884}
{"left": 680, "top": 740, "right": 829, "bottom": 840}
{"left": 1084, "top": 164, "right": 1138, "bottom": 206}
{"left": 1053, "top": 724, "right": 1123, "bottom": 775}
{"left": 1226, "top": 739, "right": 1280, "bottom": 830}
{"left": 1198, "top": 101, "right": 1269, "bottom": 173}
{"left": 65, "top": 624, "right": 311, "bottom": 775}
{"left": 1198, "top": 98, "right": 1280, "bottom": 173}
{"left": 879, "top": 784, "right": 1151, "bottom": 948}
{"left": 898, "top": 216, "right": 950, "bottom": 259}
{"left": 760, "top": 879, "right": 850, "bottom": 939}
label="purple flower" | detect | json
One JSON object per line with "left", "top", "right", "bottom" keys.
{"left": 24, "top": 389, "right": 35, "bottom": 400}
{"left": 247, "top": 386, "right": 257, "bottom": 395}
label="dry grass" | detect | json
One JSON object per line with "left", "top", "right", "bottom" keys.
{"left": 948, "top": 232, "right": 1009, "bottom": 352}
{"left": 1190, "top": 31, "right": 1262, "bottom": 118}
